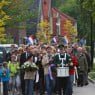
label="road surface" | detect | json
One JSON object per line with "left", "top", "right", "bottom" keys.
{"left": 73, "top": 83, "right": 95, "bottom": 95}
{"left": 1, "top": 82, "right": 94, "bottom": 95}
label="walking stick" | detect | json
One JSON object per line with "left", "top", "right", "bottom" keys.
{"left": 75, "top": 66, "right": 78, "bottom": 79}
{"left": 74, "top": 66, "right": 78, "bottom": 85}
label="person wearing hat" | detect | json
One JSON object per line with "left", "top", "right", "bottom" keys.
{"left": 53, "top": 44, "right": 72, "bottom": 95}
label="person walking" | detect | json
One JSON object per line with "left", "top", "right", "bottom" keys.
{"left": 24, "top": 54, "right": 38, "bottom": 95}
{"left": 42, "top": 46, "right": 54, "bottom": 95}
{"left": 77, "top": 47, "right": 88, "bottom": 86}
{"left": 66, "top": 48, "right": 78, "bottom": 95}
{"left": 54, "top": 45, "right": 72, "bottom": 95}
{"left": 20, "top": 46, "right": 31, "bottom": 95}
{"left": 8, "top": 54, "right": 19, "bottom": 94}
{"left": 0, "top": 62, "right": 10, "bottom": 95}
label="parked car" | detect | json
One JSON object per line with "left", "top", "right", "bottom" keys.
{"left": 0, "top": 47, "right": 6, "bottom": 64}
{"left": 0, "top": 44, "right": 18, "bottom": 53}
{"left": 0, "top": 44, "right": 18, "bottom": 63}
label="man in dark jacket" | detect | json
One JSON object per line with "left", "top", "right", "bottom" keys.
{"left": 77, "top": 47, "right": 88, "bottom": 86}
{"left": 20, "top": 46, "right": 31, "bottom": 95}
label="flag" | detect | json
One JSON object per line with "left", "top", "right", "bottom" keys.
{"left": 62, "top": 36, "right": 69, "bottom": 46}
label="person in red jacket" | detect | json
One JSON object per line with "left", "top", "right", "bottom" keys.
{"left": 70, "top": 53, "right": 78, "bottom": 84}
{"left": 66, "top": 48, "right": 78, "bottom": 95}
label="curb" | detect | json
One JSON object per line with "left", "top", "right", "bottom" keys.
{"left": 88, "top": 76, "right": 95, "bottom": 84}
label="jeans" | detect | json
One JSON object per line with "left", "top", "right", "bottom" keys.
{"left": 3, "top": 81, "right": 9, "bottom": 95}
{"left": 45, "top": 74, "right": 54, "bottom": 95}
{"left": 25, "top": 79, "right": 34, "bottom": 95}
{"left": 9, "top": 76, "right": 16, "bottom": 91}
{"left": 70, "top": 75, "right": 74, "bottom": 92}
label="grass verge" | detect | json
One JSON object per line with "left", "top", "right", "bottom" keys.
{"left": 88, "top": 63, "right": 95, "bottom": 80}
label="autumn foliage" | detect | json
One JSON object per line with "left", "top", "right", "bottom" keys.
{"left": 36, "top": 20, "right": 52, "bottom": 44}
{"left": 63, "top": 20, "right": 77, "bottom": 42}
{"left": 0, "top": 0, "right": 10, "bottom": 43}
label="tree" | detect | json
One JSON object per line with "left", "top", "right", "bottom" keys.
{"left": 5, "top": 0, "right": 37, "bottom": 29}
{"left": 81, "top": 0, "right": 95, "bottom": 39}
{"left": 36, "top": 20, "right": 52, "bottom": 43}
{"left": 52, "top": 0, "right": 64, "bottom": 7}
{"left": 59, "top": 0, "right": 78, "bottom": 18}
{"left": 0, "top": 0, "right": 10, "bottom": 43}
{"left": 63, "top": 20, "right": 77, "bottom": 42}
{"left": 81, "top": 0, "right": 95, "bottom": 68}
{"left": 57, "top": 0, "right": 95, "bottom": 43}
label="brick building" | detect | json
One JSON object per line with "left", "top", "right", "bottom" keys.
{"left": 41, "top": 0, "right": 77, "bottom": 38}
{"left": 6, "top": 0, "right": 77, "bottom": 44}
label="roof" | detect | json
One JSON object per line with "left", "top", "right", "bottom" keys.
{"left": 52, "top": 7, "right": 76, "bottom": 23}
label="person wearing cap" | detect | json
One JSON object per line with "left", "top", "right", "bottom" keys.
{"left": 53, "top": 44, "right": 72, "bottom": 95}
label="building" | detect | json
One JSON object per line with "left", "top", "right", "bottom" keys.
{"left": 52, "top": 8, "right": 77, "bottom": 35}
{"left": 6, "top": 0, "right": 77, "bottom": 44}
{"left": 41, "top": 0, "right": 77, "bottom": 41}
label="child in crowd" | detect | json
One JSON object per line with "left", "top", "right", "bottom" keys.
{"left": 0, "top": 62, "right": 10, "bottom": 95}
{"left": 8, "top": 54, "right": 20, "bottom": 94}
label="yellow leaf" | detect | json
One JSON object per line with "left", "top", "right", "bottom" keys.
{"left": 0, "top": 27, "right": 5, "bottom": 31}
{"left": 0, "top": 19, "right": 5, "bottom": 26}
{"left": 2, "top": 15, "right": 11, "bottom": 20}
{"left": 36, "top": 20, "right": 52, "bottom": 43}
{"left": 0, "top": 10, "right": 6, "bottom": 15}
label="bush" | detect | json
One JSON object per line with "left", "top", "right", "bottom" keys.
{"left": 89, "top": 64, "right": 95, "bottom": 80}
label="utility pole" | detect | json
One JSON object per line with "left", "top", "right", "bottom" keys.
{"left": 90, "top": 11, "right": 94, "bottom": 68}
{"left": 89, "top": 0, "right": 94, "bottom": 68}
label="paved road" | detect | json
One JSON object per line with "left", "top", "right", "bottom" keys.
{"left": 73, "top": 83, "right": 95, "bottom": 95}
{"left": 1, "top": 82, "right": 94, "bottom": 95}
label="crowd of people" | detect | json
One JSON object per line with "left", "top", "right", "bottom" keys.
{"left": 0, "top": 42, "right": 91, "bottom": 95}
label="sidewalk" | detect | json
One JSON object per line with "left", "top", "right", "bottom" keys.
{"left": 73, "top": 83, "right": 95, "bottom": 95}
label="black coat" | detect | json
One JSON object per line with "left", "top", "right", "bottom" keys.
{"left": 20, "top": 52, "right": 28, "bottom": 67}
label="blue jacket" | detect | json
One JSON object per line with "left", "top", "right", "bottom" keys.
{"left": 0, "top": 67, "right": 10, "bottom": 82}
